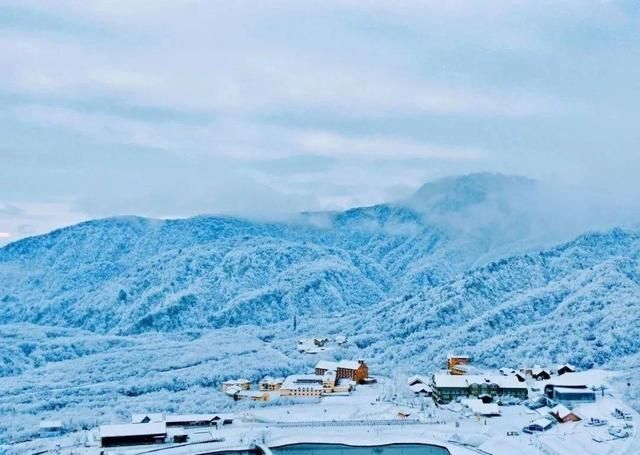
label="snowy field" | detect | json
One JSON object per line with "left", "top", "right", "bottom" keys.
{"left": 3, "top": 373, "right": 640, "bottom": 455}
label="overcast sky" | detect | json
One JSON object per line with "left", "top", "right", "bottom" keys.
{"left": 1, "top": 0, "right": 639, "bottom": 243}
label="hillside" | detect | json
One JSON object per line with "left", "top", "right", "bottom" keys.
{"left": 2, "top": 175, "right": 640, "bottom": 443}
{"left": 1, "top": 173, "right": 566, "bottom": 334}
{"left": 342, "top": 228, "right": 640, "bottom": 371}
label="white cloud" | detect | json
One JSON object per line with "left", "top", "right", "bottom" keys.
{"left": 0, "top": 202, "right": 86, "bottom": 244}
{"left": 11, "top": 103, "right": 485, "bottom": 163}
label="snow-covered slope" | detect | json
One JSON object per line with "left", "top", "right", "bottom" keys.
{"left": 0, "top": 173, "right": 577, "bottom": 334}
{"left": 2, "top": 174, "right": 640, "bottom": 443}
{"left": 343, "top": 228, "right": 640, "bottom": 371}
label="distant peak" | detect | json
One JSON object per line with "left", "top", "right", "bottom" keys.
{"left": 406, "top": 173, "right": 536, "bottom": 213}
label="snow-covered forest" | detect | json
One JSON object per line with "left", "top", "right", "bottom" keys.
{"left": 2, "top": 173, "right": 640, "bottom": 443}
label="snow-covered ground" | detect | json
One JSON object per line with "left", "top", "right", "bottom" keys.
{"left": 4, "top": 374, "right": 640, "bottom": 455}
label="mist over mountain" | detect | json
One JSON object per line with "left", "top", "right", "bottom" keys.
{"left": 1, "top": 173, "right": 637, "bottom": 335}
{"left": 3, "top": 172, "right": 640, "bottom": 443}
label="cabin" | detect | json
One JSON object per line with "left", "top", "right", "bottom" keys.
{"left": 409, "top": 382, "right": 432, "bottom": 396}
{"left": 221, "top": 378, "right": 251, "bottom": 392}
{"left": 99, "top": 422, "right": 167, "bottom": 448}
{"left": 165, "top": 414, "right": 234, "bottom": 427}
{"left": 531, "top": 366, "right": 551, "bottom": 381}
{"left": 407, "top": 375, "right": 432, "bottom": 396}
{"left": 259, "top": 376, "right": 285, "bottom": 391}
{"left": 447, "top": 355, "right": 470, "bottom": 375}
{"left": 39, "top": 420, "right": 64, "bottom": 437}
{"left": 431, "top": 374, "right": 528, "bottom": 404}
{"left": 557, "top": 364, "right": 577, "bottom": 375}
{"left": 314, "top": 359, "right": 369, "bottom": 383}
{"left": 550, "top": 404, "right": 581, "bottom": 423}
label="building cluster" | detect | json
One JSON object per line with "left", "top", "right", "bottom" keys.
{"left": 221, "top": 359, "right": 370, "bottom": 401}
{"left": 98, "top": 413, "right": 234, "bottom": 448}
{"left": 431, "top": 373, "right": 528, "bottom": 404}
{"left": 297, "top": 335, "right": 348, "bottom": 354}
{"left": 411, "top": 356, "right": 595, "bottom": 412}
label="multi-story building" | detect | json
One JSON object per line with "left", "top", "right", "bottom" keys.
{"left": 431, "top": 373, "right": 528, "bottom": 404}
{"left": 314, "top": 360, "right": 369, "bottom": 383}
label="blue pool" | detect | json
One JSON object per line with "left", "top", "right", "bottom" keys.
{"left": 269, "top": 443, "right": 451, "bottom": 455}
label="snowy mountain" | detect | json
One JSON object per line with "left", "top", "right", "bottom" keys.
{"left": 0, "top": 173, "right": 578, "bottom": 334}
{"left": 342, "top": 228, "right": 640, "bottom": 371}
{"left": 2, "top": 173, "right": 640, "bottom": 444}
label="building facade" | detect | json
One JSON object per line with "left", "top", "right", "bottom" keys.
{"left": 431, "top": 374, "right": 528, "bottom": 404}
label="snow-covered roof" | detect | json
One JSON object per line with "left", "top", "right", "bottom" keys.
{"left": 551, "top": 404, "right": 574, "bottom": 419}
{"left": 315, "top": 360, "right": 338, "bottom": 370}
{"left": 532, "top": 366, "right": 550, "bottom": 376}
{"left": 410, "top": 383, "right": 432, "bottom": 394}
{"left": 315, "top": 359, "right": 364, "bottom": 371}
{"left": 224, "top": 386, "right": 242, "bottom": 396}
{"left": 557, "top": 363, "right": 576, "bottom": 371}
{"left": 447, "top": 354, "right": 469, "bottom": 360}
{"left": 39, "top": 420, "right": 63, "bottom": 429}
{"left": 237, "top": 390, "right": 268, "bottom": 398}
{"left": 531, "top": 418, "right": 553, "bottom": 429}
{"left": 553, "top": 386, "right": 593, "bottom": 395}
{"left": 131, "top": 413, "right": 164, "bottom": 424}
{"left": 337, "top": 360, "right": 363, "bottom": 370}
{"left": 408, "top": 374, "right": 429, "bottom": 386}
{"left": 165, "top": 414, "right": 234, "bottom": 423}
{"left": 432, "top": 374, "right": 527, "bottom": 389}
{"left": 222, "top": 378, "right": 250, "bottom": 385}
{"left": 99, "top": 422, "right": 166, "bottom": 438}
{"left": 282, "top": 374, "right": 324, "bottom": 390}
{"left": 548, "top": 372, "right": 590, "bottom": 387}
{"left": 260, "top": 376, "right": 285, "bottom": 384}
{"left": 463, "top": 399, "right": 500, "bottom": 416}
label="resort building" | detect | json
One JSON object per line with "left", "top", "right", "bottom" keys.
{"left": 544, "top": 374, "right": 596, "bottom": 405}
{"left": 280, "top": 374, "right": 324, "bottom": 398}
{"left": 281, "top": 372, "right": 354, "bottom": 398}
{"left": 431, "top": 373, "right": 528, "bottom": 404}
{"left": 447, "top": 355, "right": 470, "bottom": 375}
{"left": 314, "top": 359, "right": 369, "bottom": 383}
{"left": 259, "top": 376, "right": 285, "bottom": 391}
{"left": 546, "top": 385, "right": 596, "bottom": 405}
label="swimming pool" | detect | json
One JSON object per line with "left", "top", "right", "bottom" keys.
{"left": 269, "top": 443, "right": 451, "bottom": 455}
